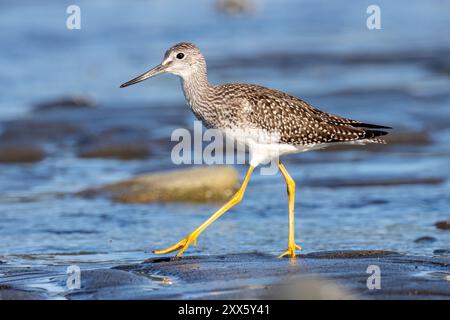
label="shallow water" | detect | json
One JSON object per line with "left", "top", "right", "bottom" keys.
{"left": 1, "top": 0, "right": 450, "bottom": 275}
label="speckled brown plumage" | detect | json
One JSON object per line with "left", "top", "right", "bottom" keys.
{"left": 208, "top": 83, "right": 389, "bottom": 145}
{"left": 174, "top": 43, "right": 390, "bottom": 147}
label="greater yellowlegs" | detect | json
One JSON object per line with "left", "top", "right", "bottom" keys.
{"left": 120, "top": 42, "right": 391, "bottom": 258}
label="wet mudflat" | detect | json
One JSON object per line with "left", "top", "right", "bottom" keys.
{"left": 1, "top": 0, "right": 450, "bottom": 299}
{"left": 1, "top": 251, "right": 450, "bottom": 299}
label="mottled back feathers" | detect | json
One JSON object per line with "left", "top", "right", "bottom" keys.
{"left": 193, "top": 83, "right": 390, "bottom": 146}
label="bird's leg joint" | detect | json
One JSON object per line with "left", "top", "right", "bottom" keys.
{"left": 286, "top": 178, "right": 296, "bottom": 195}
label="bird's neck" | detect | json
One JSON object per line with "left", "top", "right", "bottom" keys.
{"left": 180, "top": 66, "right": 212, "bottom": 111}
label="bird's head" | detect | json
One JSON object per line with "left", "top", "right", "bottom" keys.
{"left": 120, "top": 42, "right": 206, "bottom": 88}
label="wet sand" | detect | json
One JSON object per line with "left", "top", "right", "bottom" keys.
{"left": 1, "top": 250, "right": 449, "bottom": 300}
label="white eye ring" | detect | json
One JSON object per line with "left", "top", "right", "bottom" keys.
{"left": 176, "top": 53, "right": 185, "bottom": 59}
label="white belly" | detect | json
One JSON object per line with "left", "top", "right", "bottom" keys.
{"left": 222, "top": 127, "right": 326, "bottom": 167}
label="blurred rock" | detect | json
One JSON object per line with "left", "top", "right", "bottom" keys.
{"left": 79, "top": 166, "right": 239, "bottom": 203}
{"left": 0, "top": 142, "right": 45, "bottom": 163}
{"left": 33, "top": 96, "right": 94, "bottom": 112}
{"left": 0, "top": 120, "right": 81, "bottom": 143}
{"left": 308, "top": 176, "right": 444, "bottom": 188}
{"left": 80, "top": 269, "right": 150, "bottom": 289}
{"left": 63, "top": 269, "right": 157, "bottom": 300}
{"left": 216, "top": 0, "right": 256, "bottom": 15}
{"left": 383, "top": 131, "right": 431, "bottom": 145}
{"left": 414, "top": 236, "right": 437, "bottom": 244}
{"left": 433, "top": 249, "right": 450, "bottom": 256}
{"left": 427, "top": 57, "right": 450, "bottom": 76}
{"left": 435, "top": 220, "right": 450, "bottom": 230}
{"left": 266, "top": 276, "right": 357, "bottom": 300}
{"left": 0, "top": 284, "right": 47, "bottom": 300}
{"left": 78, "top": 127, "right": 150, "bottom": 160}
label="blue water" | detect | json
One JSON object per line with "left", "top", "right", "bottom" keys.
{"left": 1, "top": 0, "right": 450, "bottom": 269}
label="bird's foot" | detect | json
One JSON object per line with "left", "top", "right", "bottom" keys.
{"left": 153, "top": 233, "right": 199, "bottom": 257}
{"left": 278, "top": 243, "right": 302, "bottom": 258}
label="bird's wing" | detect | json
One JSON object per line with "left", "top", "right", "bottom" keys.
{"left": 227, "top": 84, "right": 390, "bottom": 145}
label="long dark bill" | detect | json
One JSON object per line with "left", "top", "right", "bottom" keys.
{"left": 120, "top": 64, "right": 166, "bottom": 88}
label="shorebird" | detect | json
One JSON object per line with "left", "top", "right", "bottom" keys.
{"left": 120, "top": 42, "right": 391, "bottom": 258}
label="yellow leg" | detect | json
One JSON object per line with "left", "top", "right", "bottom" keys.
{"left": 153, "top": 166, "right": 255, "bottom": 257}
{"left": 277, "top": 161, "right": 302, "bottom": 258}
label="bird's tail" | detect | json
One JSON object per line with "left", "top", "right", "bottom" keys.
{"left": 350, "top": 122, "right": 392, "bottom": 130}
{"left": 361, "top": 127, "right": 390, "bottom": 144}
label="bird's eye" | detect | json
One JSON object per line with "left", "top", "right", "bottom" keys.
{"left": 176, "top": 53, "right": 185, "bottom": 59}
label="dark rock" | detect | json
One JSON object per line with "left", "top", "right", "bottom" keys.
{"left": 309, "top": 177, "right": 444, "bottom": 188}
{"left": 414, "top": 236, "right": 437, "bottom": 244}
{"left": 77, "top": 127, "right": 150, "bottom": 160}
{"left": 0, "top": 284, "right": 47, "bottom": 300}
{"left": 75, "top": 269, "right": 152, "bottom": 290}
{"left": 383, "top": 131, "right": 431, "bottom": 146}
{"left": 433, "top": 249, "right": 450, "bottom": 256}
{"left": 0, "top": 120, "right": 81, "bottom": 142}
{"left": 65, "top": 269, "right": 156, "bottom": 300}
{"left": 79, "top": 144, "right": 149, "bottom": 160}
{"left": 211, "top": 49, "right": 449, "bottom": 72}
{"left": 34, "top": 97, "right": 94, "bottom": 112}
{"left": 427, "top": 58, "right": 450, "bottom": 76}
{"left": 435, "top": 220, "right": 450, "bottom": 230}
{"left": 0, "top": 143, "right": 45, "bottom": 163}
